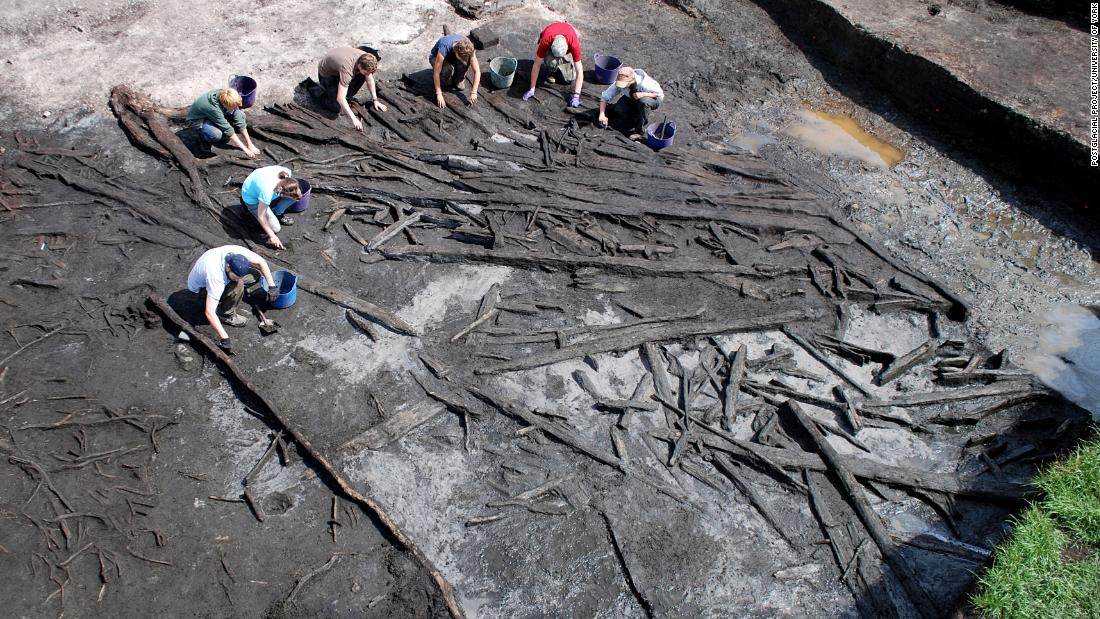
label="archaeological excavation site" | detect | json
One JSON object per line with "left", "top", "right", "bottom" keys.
{"left": 1, "top": 0, "right": 1097, "bottom": 617}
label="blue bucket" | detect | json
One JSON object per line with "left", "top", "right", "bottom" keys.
{"left": 260, "top": 271, "right": 298, "bottom": 309}
{"left": 593, "top": 54, "right": 622, "bottom": 85}
{"left": 229, "top": 75, "right": 258, "bottom": 109}
{"left": 646, "top": 120, "right": 676, "bottom": 151}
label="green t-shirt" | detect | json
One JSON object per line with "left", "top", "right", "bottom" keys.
{"left": 185, "top": 89, "right": 247, "bottom": 136}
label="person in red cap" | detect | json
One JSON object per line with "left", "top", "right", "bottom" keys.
{"left": 186, "top": 245, "right": 278, "bottom": 352}
{"left": 523, "top": 22, "right": 584, "bottom": 108}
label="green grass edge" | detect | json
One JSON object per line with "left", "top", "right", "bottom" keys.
{"left": 972, "top": 435, "right": 1100, "bottom": 619}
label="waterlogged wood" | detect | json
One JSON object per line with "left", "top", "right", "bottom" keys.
{"left": 381, "top": 245, "right": 769, "bottom": 278}
{"left": 476, "top": 308, "right": 822, "bottom": 374}
{"left": 723, "top": 344, "right": 747, "bottom": 431}
{"left": 709, "top": 452, "right": 796, "bottom": 546}
{"left": 694, "top": 425, "right": 1023, "bottom": 500}
{"left": 467, "top": 384, "right": 624, "bottom": 472}
{"left": 145, "top": 295, "right": 465, "bottom": 619}
{"left": 367, "top": 211, "right": 423, "bottom": 252}
{"left": 862, "top": 382, "right": 1039, "bottom": 408}
{"left": 296, "top": 278, "right": 419, "bottom": 336}
{"left": 785, "top": 402, "right": 940, "bottom": 619}
{"left": 781, "top": 327, "right": 872, "bottom": 397}
{"left": 875, "top": 339, "right": 936, "bottom": 385}
{"left": 339, "top": 401, "right": 448, "bottom": 451}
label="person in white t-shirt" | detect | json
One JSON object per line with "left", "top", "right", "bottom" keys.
{"left": 186, "top": 245, "right": 277, "bottom": 352}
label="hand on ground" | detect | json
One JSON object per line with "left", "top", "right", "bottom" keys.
{"left": 569, "top": 94, "right": 581, "bottom": 108}
{"left": 597, "top": 114, "right": 608, "bottom": 127}
{"left": 436, "top": 92, "right": 447, "bottom": 109}
{"left": 218, "top": 337, "right": 233, "bottom": 354}
{"left": 268, "top": 234, "right": 285, "bottom": 250}
{"left": 373, "top": 100, "right": 388, "bottom": 112}
{"left": 522, "top": 89, "right": 536, "bottom": 101}
{"left": 352, "top": 117, "right": 363, "bottom": 132}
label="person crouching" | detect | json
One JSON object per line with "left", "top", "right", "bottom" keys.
{"left": 597, "top": 66, "right": 665, "bottom": 139}
{"left": 240, "top": 165, "right": 302, "bottom": 250}
{"left": 186, "top": 245, "right": 278, "bottom": 353}
{"left": 429, "top": 35, "right": 480, "bottom": 109}
{"left": 185, "top": 88, "right": 261, "bottom": 158}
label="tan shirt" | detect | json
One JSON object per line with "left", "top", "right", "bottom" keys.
{"left": 318, "top": 47, "right": 364, "bottom": 87}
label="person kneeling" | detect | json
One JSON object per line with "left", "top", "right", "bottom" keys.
{"left": 523, "top": 22, "right": 584, "bottom": 108}
{"left": 241, "top": 165, "right": 302, "bottom": 250}
{"left": 310, "top": 45, "right": 387, "bottom": 131}
{"left": 429, "top": 35, "right": 480, "bottom": 109}
{"left": 597, "top": 66, "right": 664, "bottom": 139}
{"left": 185, "top": 88, "right": 260, "bottom": 158}
{"left": 186, "top": 245, "right": 277, "bottom": 353}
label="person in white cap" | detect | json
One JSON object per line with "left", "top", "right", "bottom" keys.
{"left": 522, "top": 22, "right": 584, "bottom": 108}
{"left": 597, "top": 65, "right": 664, "bottom": 138}
{"left": 186, "top": 245, "right": 277, "bottom": 352}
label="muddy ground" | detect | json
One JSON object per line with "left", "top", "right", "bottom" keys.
{"left": 0, "top": 0, "right": 1096, "bottom": 617}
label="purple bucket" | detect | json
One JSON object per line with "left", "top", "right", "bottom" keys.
{"left": 285, "top": 178, "right": 311, "bottom": 213}
{"left": 593, "top": 54, "right": 622, "bottom": 85}
{"left": 646, "top": 121, "right": 676, "bottom": 151}
{"left": 229, "top": 75, "right": 258, "bottom": 109}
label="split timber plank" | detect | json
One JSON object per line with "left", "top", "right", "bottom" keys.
{"left": 476, "top": 308, "right": 823, "bottom": 374}
{"left": 693, "top": 422, "right": 1025, "bottom": 501}
{"left": 296, "top": 278, "right": 420, "bottom": 336}
{"left": 339, "top": 402, "right": 449, "bottom": 451}
{"left": 381, "top": 245, "right": 781, "bottom": 278}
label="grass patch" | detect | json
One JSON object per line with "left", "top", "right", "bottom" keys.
{"left": 1036, "top": 438, "right": 1100, "bottom": 545}
{"left": 974, "top": 437, "right": 1100, "bottom": 619}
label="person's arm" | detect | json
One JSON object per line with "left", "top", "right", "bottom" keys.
{"left": 367, "top": 74, "right": 388, "bottom": 112}
{"left": 227, "top": 133, "right": 255, "bottom": 158}
{"left": 205, "top": 295, "right": 230, "bottom": 341}
{"left": 573, "top": 60, "right": 585, "bottom": 96}
{"left": 527, "top": 53, "right": 545, "bottom": 93}
{"left": 598, "top": 99, "right": 609, "bottom": 126}
{"left": 432, "top": 53, "right": 447, "bottom": 109}
{"left": 255, "top": 202, "right": 284, "bottom": 249}
{"left": 238, "top": 126, "right": 261, "bottom": 156}
{"left": 468, "top": 55, "right": 481, "bottom": 104}
{"left": 254, "top": 257, "right": 275, "bottom": 289}
{"left": 336, "top": 83, "right": 363, "bottom": 131}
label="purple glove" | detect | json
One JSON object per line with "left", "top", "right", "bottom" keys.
{"left": 522, "top": 89, "right": 536, "bottom": 101}
{"left": 569, "top": 94, "right": 581, "bottom": 108}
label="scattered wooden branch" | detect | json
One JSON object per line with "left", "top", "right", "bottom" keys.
{"left": 785, "top": 402, "right": 939, "bottom": 619}
{"left": 146, "top": 294, "right": 465, "bottom": 619}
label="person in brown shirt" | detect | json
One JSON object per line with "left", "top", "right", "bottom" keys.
{"left": 310, "top": 45, "right": 388, "bottom": 131}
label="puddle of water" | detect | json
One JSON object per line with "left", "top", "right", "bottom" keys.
{"left": 1018, "top": 304, "right": 1100, "bottom": 419}
{"left": 730, "top": 132, "right": 779, "bottom": 155}
{"left": 784, "top": 109, "right": 905, "bottom": 168}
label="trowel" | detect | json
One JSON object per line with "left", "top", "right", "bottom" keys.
{"left": 253, "top": 306, "right": 280, "bottom": 336}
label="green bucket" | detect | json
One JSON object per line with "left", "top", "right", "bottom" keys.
{"left": 489, "top": 56, "right": 517, "bottom": 89}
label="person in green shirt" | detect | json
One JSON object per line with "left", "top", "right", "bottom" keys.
{"left": 185, "top": 88, "right": 260, "bottom": 158}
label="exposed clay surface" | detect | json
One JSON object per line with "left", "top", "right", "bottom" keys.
{"left": 0, "top": 0, "right": 1097, "bottom": 617}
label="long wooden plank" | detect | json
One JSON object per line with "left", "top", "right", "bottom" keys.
{"left": 476, "top": 308, "right": 822, "bottom": 374}
{"left": 339, "top": 402, "right": 448, "bottom": 451}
